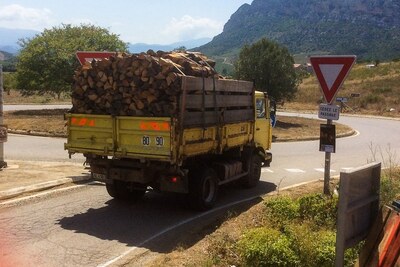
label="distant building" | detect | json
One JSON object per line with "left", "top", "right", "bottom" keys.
{"left": 293, "top": 63, "right": 313, "bottom": 73}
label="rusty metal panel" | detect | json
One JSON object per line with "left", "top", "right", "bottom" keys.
{"left": 335, "top": 162, "right": 381, "bottom": 266}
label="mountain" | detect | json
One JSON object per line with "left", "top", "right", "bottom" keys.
{"left": 129, "top": 38, "right": 212, "bottom": 53}
{"left": 0, "top": 28, "right": 39, "bottom": 54}
{"left": 199, "top": 0, "right": 400, "bottom": 60}
{"left": 0, "top": 50, "right": 17, "bottom": 71}
{"left": 0, "top": 50, "right": 14, "bottom": 61}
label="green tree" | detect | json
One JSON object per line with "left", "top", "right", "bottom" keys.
{"left": 173, "top": 46, "right": 187, "bottom": 52}
{"left": 16, "top": 24, "right": 127, "bottom": 98}
{"left": 234, "top": 38, "right": 299, "bottom": 102}
{"left": 3, "top": 72, "right": 17, "bottom": 95}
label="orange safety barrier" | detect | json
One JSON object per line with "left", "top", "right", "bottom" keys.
{"left": 357, "top": 206, "right": 400, "bottom": 267}
{"left": 379, "top": 215, "right": 400, "bottom": 267}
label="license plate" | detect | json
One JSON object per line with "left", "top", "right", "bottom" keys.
{"left": 92, "top": 172, "right": 107, "bottom": 181}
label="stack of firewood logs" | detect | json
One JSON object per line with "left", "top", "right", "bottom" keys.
{"left": 71, "top": 50, "right": 218, "bottom": 116}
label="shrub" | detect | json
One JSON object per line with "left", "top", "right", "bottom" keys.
{"left": 314, "top": 231, "right": 337, "bottom": 266}
{"left": 380, "top": 170, "right": 400, "bottom": 206}
{"left": 238, "top": 227, "right": 300, "bottom": 267}
{"left": 264, "top": 196, "right": 299, "bottom": 226}
{"left": 286, "top": 224, "right": 360, "bottom": 267}
{"left": 285, "top": 224, "right": 320, "bottom": 266}
{"left": 298, "top": 193, "right": 338, "bottom": 228}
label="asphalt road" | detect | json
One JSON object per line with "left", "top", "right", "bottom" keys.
{"left": 5, "top": 134, "right": 84, "bottom": 163}
{"left": 268, "top": 113, "right": 400, "bottom": 187}
{"left": 4, "top": 104, "right": 71, "bottom": 111}
{"left": 1, "top": 110, "right": 400, "bottom": 266}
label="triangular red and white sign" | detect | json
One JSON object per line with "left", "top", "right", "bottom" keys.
{"left": 310, "top": 56, "right": 356, "bottom": 104}
{"left": 76, "top": 51, "right": 115, "bottom": 65}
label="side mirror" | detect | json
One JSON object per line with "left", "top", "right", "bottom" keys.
{"left": 270, "top": 100, "right": 277, "bottom": 127}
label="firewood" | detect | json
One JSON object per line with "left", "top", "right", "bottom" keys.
{"left": 71, "top": 50, "right": 218, "bottom": 117}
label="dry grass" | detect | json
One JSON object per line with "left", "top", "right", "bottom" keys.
{"left": 286, "top": 61, "right": 400, "bottom": 117}
{"left": 4, "top": 109, "right": 68, "bottom": 136}
{"left": 273, "top": 116, "right": 352, "bottom": 141}
{"left": 3, "top": 89, "right": 70, "bottom": 105}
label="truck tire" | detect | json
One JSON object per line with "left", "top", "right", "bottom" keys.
{"left": 106, "top": 180, "right": 146, "bottom": 201}
{"left": 189, "top": 168, "right": 218, "bottom": 211}
{"left": 241, "top": 153, "right": 262, "bottom": 188}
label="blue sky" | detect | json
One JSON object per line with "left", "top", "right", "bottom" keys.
{"left": 0, "top": 0, "right": 252, "bottom": 44}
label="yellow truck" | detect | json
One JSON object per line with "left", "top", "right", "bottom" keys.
{"left": 65, "top": 74, "right": 273, "bottom": 210}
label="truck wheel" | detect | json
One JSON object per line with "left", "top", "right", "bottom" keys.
{"left": 241, "top": 154, "right": 262, "bottom": 188}
{"left": 189, "top": 168, "right": 218, "bottom": 211}
{"left": 106, "top": 182, "right": 118, "bottom": 198}
{"left": 106, "top": 180, "right": 146, "bottom": 201}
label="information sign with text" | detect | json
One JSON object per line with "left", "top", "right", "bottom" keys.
{"left": 318, "top": 104, "right": 340, "bottom": 120}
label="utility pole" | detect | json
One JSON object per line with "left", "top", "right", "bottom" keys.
{"left": 0, "top": 65, "right": 7, "bottom": 169}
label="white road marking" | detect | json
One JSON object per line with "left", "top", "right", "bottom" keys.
{"left": 341, "top": 167, "right": 354, "bottom": 172}
{"left": 5, "top": 164, "right": 19, "bottom": 169}
{"left": 285, "top": 168, "right": 306, "bottom": 173}
{"left": 314, "top": 168, "right": 337, "bottom": 173}
{"left": 261, "top": 168, "right": 274, "bottom": 173}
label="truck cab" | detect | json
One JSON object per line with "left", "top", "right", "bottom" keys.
{"left": 254, "top": 91, "right": 273, "bottom": 166}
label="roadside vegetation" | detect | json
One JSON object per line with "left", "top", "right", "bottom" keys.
{"left": 146, "top": 164, "right": 400, "bottom": 267}
{"left": 3, "top": 86, "right": 70, "bottom": 104}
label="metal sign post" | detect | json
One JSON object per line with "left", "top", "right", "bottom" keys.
{"left": 322, "top": 119, "right": 334, "bottom": 195}
{"left": 310, "top": 55, "right": 356, "bottom": 195}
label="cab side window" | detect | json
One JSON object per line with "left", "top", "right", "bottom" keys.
{"left": 256, "top": 98, "right": 266, "bottom": 119}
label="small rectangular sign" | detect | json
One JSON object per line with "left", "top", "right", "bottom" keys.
{"left": 336, "top": 97, "right": 348, "bottom": 103}
{"left": 320, "top": 124, "right": 336, "bottom": 153}
{"left": 318, "top": 104, "right": 340, "bottom": 120}
{"left": 0, "top": 124, "right": 7, "bottom": 143}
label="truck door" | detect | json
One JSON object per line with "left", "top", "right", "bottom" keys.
{"left": 254, "top": 95, "right": 271, "bottom": 150}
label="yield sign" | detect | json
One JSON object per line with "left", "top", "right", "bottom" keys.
{"left": 76, "top": 51, "right": 115, "bottom": 65}
{"left": 310, "top": 56, "right": 356, "bottom": 104}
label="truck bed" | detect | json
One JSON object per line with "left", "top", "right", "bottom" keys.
{"left": 65, "top": 114, "right": 172, "bottom": 160}
{"left": 65, "top": 113, "right": 254, "bottom": 165}
{"left": 65, "top": 75, "right": 256, "bottom": 164}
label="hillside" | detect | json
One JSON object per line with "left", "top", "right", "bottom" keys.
{"left": 199, "top": 0, "right": 400, "bottom": 60}
{"left": 0, "top": 28, "right": 39, "bottom": 54}
{"left": 129, "top": 38, "right": 211, "bottom": 53}
{"left": 286, "top": 61, "right": 400, "bottom": 117}
{"left": 0, "top": 51, "right": 14, "bottom": 61}
{"left": 0, "top": 51, "right": 17, "bottom": 72}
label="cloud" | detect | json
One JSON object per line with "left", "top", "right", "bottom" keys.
{"left": 0, "top": 4, "right": 54, "bottom": 30}
{"left": 162, "top": 15, "right": 223, "bottom": 42}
